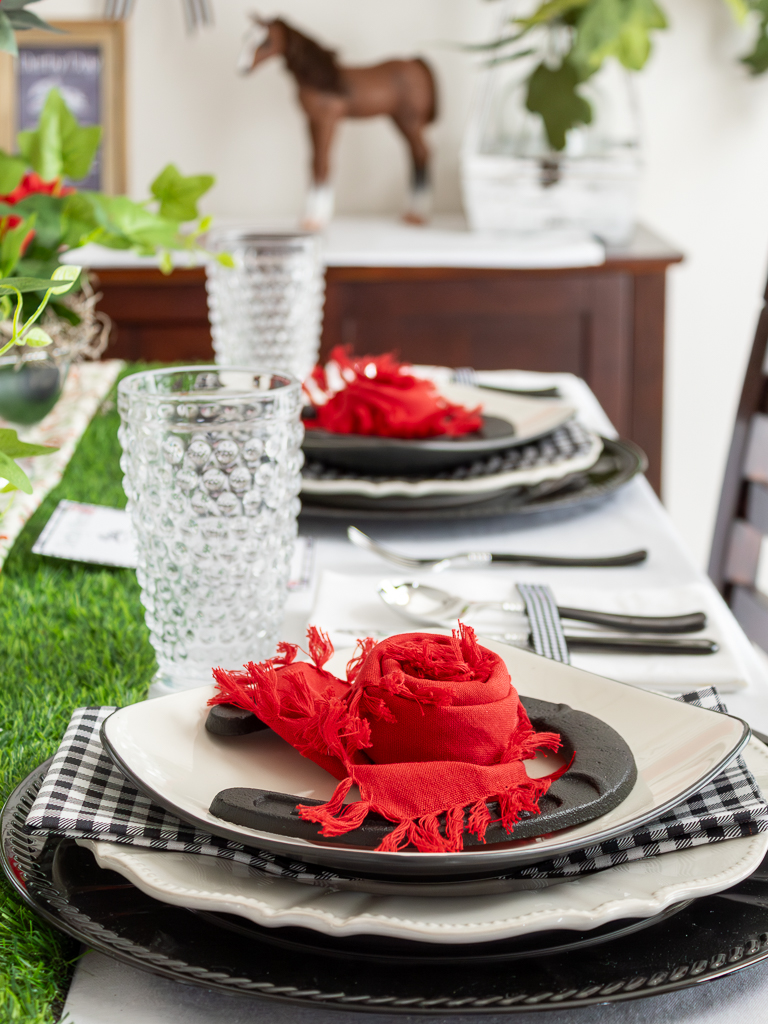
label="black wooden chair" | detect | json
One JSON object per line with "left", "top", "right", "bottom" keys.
{"left": 709, "top": 275, "right": 768, "bottom": 648}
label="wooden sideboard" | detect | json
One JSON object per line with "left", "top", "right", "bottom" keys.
{"left": 93, "top": 226, "right": 682, "bottom": 495}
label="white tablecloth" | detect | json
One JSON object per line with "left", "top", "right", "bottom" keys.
{"left": 62, "top": 369, "right": 768, "bottom": 1023}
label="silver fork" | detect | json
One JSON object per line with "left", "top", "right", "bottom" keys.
{"left": 452, "top": 367, "right": 561, "bottom": 399}
{"left": 347, "top": 526, "right": 648, "bottom": 571}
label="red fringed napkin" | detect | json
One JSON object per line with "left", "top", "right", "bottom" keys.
{"left": 303, "top": 346, "right": 483, "bottom": 439}
{"left": 210, "top": 626, "right": 564, "bottom": 853}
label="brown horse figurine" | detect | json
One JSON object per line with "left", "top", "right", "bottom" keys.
{"left": 238, "top": 16, "right": 437, "bottom": 228}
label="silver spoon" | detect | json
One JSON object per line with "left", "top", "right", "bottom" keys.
{"left": 378, "top": 581, "right": 708, "bottom": 634}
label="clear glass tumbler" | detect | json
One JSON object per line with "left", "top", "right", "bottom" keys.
{"left": 205, "top": 231, "right": 325, "bottom": 382}
{"left": 118, "top": 366, "right": 304, "bottom": 691}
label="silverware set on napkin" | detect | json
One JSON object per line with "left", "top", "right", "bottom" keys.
{"left": 349, "top": 527, "right": 719, "bottom": 656}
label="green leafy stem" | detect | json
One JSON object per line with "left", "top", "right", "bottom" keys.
{"left": 0, "top": 0, "right": 60, "bottom": 58}
{"left": 0, "top": 427, "right": 58, "bottom": 495}
{"left": 0, "top": 265, "right": 81, "bottom": 356}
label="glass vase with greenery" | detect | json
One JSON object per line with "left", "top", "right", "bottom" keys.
{"left": 479, "top": 0, "right": 768, "bottom": 154}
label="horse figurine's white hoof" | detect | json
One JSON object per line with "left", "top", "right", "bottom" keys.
{"left": 302, "top": 183, "right": 334, "bottom": 231}
{"left": 300, "top": 218, "right": 325, "bottom": 232}
{"left": 403, "top": 184, "right": 432, "bottom": 226}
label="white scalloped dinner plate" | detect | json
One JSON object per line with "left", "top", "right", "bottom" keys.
{"left": 80, "top": 739, "right": 768, "bottom": 944}
{"left": 101, "top": 640, "right": 751, "bottom": 879}
{"left": 300, "top": 431, "right": 603, "bottom": 499}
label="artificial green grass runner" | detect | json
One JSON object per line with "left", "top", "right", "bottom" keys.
{"left": 0, "top": 379, "right": 156, "bottom": 1022}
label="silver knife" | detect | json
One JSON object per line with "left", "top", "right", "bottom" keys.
{"left": 331, "top": 629, "right": 718, "bottom": 655}
{"left": 485, "top": 632, "right": 718, "bottom": 655}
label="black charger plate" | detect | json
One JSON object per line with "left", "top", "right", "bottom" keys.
{"left": 299, "top": 438, "right": 646, "bottom": 520}
{"left": 4, "top": 761, "right": 768, "bottom": 1013}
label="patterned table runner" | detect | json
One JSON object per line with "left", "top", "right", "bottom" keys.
{"left": 0, "top": 360, "right": 124, "bottom": 571}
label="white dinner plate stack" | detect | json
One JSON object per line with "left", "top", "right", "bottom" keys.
{"left": 299, "top": 385, "right": 643, "bottom": 519}
{"left": 93, "top": 641, "right": 768, "bottom": 946}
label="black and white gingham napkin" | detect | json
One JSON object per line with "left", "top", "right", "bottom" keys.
{"left": 23, "top": 689, "right": 768, "bottom": 885}
{"left": 518, "top": 583, "right": 570, "bottom": 663}
{"left": 23, "top": 706, "right": 346, "bottom": 886}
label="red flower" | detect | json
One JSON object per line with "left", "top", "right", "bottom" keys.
{"left": 0, "top": 212, "right": 35, "bottom": 256}
{"left": 0, "top": 172, "right": 74, "bottom": 258}
{"left": 0, "top": 171, "right": 75, "bottom": 205}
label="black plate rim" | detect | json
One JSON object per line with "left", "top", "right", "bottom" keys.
{"left": 301, "top": 409, "right": 589, "bottom": 479}
{"left": 302, "top": 414, "right": 516, "bottom": 454}
{"left": 302, "top": 408, "right": 573, "bottom": 455}
{"left": 4, "top": 760, "right": 768, "bottom": 1014}
{"left": 299, "top": 437, "right": 646, "bottom": 521}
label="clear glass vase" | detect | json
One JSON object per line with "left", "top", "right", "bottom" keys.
{"left": 205, "top": 231, "right": 325, "bottom": 382}
{"left": 462, "top": 57, "right": 642, "bottom": 245}
{"left": 118, "top": 366, "right": 304, "bottom": 692}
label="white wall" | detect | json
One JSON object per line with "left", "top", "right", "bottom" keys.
{"left": 636, "top": 0, "right": 768, "bottom": 567}
{"left": 34, "top": 0, "right": 768, "bottom": 569}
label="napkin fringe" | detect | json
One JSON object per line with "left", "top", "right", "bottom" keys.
{"left": 211, "top": 661, "right": 371, "bottom": 769}
{"left": 304, "top": 346, "right": 483, "bottom": 439}
{"left": 297, "top": 772, "right": 558, "bottom": 852}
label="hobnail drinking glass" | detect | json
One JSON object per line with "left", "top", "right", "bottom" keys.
{"left": 205, "top": 230, "right": 325, "bottom": 382}
{"left": 118, "top": 366, "right": 304, "bottom": 692}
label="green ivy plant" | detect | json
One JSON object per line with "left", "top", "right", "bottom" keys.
{"left": 480, "top": 0, "right": 768, "bottom": 151}
{"left": 0, "top": 11, "right": 84, "bottom": 496}
{"left": 0, "top": 88, "right": 232, "bottom": 333}
{"left": 0, "top": 15, "right": 228, "bottom": 497}
{"left": 0, "top": 78, "right": 229, "bottom": 492}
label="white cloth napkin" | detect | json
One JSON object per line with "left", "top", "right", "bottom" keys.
{"left": 309, "top": 570, "right": 751, "bottom": 692}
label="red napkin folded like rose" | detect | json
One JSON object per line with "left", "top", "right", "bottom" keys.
{"left": 209, "top": 625, "right": 563, "bottom": 853}
{"left": 303, "top": 346, "right": 483, "bottom": 439}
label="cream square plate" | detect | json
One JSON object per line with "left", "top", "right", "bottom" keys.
{"left": 101, "top": 641, "right": 750, "bottom": 878}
